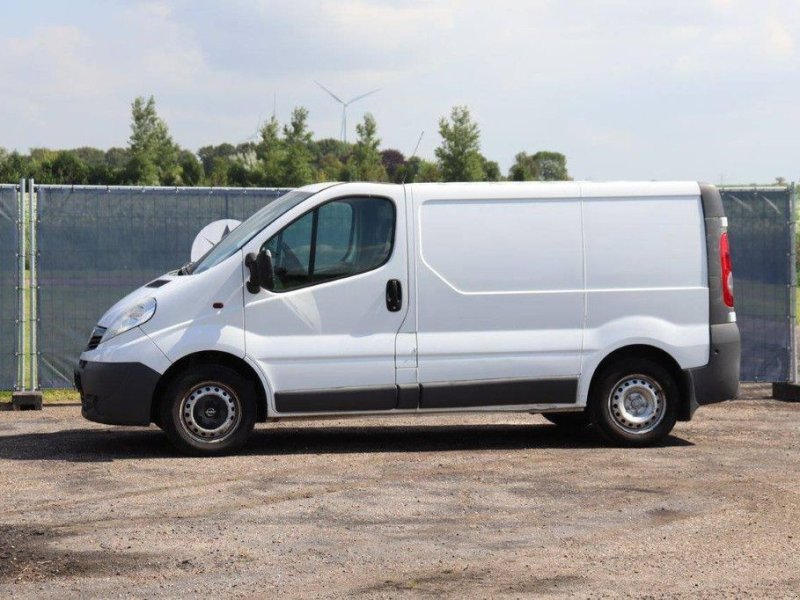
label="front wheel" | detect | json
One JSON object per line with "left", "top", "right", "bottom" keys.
{"left": 588, "top": 358, "right": 679, "bottom": 447}
{"left": 159, "top": 365, "right": 257, "bottom": 455}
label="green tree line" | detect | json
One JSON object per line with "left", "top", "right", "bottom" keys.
{"left": 0, "top": 96, "right": 569, "bottom": 186}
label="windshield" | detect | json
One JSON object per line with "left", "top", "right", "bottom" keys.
{"left": 190, "top": 190, "right": 313, "bottom": 274}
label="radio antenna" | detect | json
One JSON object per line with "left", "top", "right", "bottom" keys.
{"left": 402, "top": 130, "right": 425, "bottom": 184}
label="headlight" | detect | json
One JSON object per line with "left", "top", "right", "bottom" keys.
{"left": 103, "top": 297, "right": 157, "bottom": 342}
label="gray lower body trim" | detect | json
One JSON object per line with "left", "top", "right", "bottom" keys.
{"left": 687, "top": 322, "right": 741, "bottom": 407}
{"left": 275, "top": 378, "right": 578, "bottom": 413}
{"left": 275, "top": 386, "right": 398, "bottom": 412}
{"left": 75, "top": 360, "right": 158, "bottom": 426}
{"left": 420, "top": 378, "right": 578, "bottom": 408}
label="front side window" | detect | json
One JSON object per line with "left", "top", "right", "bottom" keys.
{"left": 264, "top": 197, "right": 395, "bottom": 292}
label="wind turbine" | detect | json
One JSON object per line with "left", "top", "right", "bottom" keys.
{"left": 314, "top": 81, "right": 380, "bottom": 143}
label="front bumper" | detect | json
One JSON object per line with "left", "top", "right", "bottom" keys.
{"left": 685, "top": 322, "right": 741, "bottom": 416}
{"left": 75, "top": 360, "right": 160, "bottom": 426}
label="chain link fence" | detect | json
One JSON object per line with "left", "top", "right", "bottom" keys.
{"left": 720, "top": 186, "right": 795, "bottom": 382}
{"left": 35, "top": 186, "right": 289, "bottom": 387}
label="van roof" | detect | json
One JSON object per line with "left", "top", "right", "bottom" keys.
{"left": 408, "top": 180, "right": 702, "bottom": 199}
{"left": 299, "top": 181, "right": 703, "bottom": 199}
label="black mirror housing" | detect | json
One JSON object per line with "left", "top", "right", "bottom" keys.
{"left": 245, "top": 249, "right": 275, "bottom": 293}
{"left": 257, "top": 249, "right": 275, "bottom": 291}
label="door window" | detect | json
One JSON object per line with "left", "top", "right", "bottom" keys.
{"left": 264, "top": 197, "right": 395, "bottom": 292}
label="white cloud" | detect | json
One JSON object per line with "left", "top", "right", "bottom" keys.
{"left": 766, "top": 17, "right": 794, "bottom": 57}
{"left": 0, "top": 0, "right": 798, "bottom": 182}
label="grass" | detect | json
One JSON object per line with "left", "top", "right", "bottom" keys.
{"left": 0, "top": 388, "right": 78, "bottom": 405}
{"left": 3, "top": 249, "right": 77, "bottom": 403}
{"left": 8, "top": 266, "right": 77, "bottom": 404}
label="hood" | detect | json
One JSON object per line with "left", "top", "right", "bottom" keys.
{"left": 97, "top": 274, "right": 177, "bottom": 327}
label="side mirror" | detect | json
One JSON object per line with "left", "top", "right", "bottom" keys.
{"left": 245, "top": 249, "right": 275, "bottom": 293}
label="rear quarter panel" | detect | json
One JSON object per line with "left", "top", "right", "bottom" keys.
{"left": 578, "top": 182, "right": 709, "bottom": 405}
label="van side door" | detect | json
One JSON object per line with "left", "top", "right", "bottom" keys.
{"left": 411, "top": 184, "right": 585, "bottom": 408}
{"left": 242, "top": 184, "right": 410, "bottom": 414}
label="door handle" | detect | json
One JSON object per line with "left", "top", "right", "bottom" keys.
{"left": 386, "top": 279, "right": 402, "bottom": 312}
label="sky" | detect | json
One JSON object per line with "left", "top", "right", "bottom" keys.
{"left": 0, "top": 0, "right": 798, "bottom": 182}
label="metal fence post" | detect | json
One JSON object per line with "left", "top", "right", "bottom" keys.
{"left": 29, "top": 178, "right": 38, "bottom": 391}
{"left": 15, "top": 179, "right": 25, "bottom": 390}
{"left": 11, "top": 179, "right": 42, "bottom": 410}
{"left": 790, "top": 184, "right": 798, "bottom": 383}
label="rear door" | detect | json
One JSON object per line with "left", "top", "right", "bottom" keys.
{"left": 242, "top": 184, "right": 410, "bottom": 414}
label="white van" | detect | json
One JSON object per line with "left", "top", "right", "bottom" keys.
{"left": 75, "top": 181, "right": 740, "bottom": 455}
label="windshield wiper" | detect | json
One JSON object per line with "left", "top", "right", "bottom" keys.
{"left": 177, "top": 261, "right": 195, "bottom": 275}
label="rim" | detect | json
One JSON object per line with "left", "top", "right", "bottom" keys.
{"left": 178, "top": 381, "right": 241, "bottom": 444}
{"left": 606, "top": 374, "right": 666, "bottom": 435}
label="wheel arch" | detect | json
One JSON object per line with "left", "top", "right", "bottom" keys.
{"left": 150, "top": 351, "right": 269, "bottom": 424}
{"left": 586, "top": 345, "right": 693, "bottom": 421}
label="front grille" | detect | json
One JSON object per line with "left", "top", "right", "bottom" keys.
{"left": 86, "top": 326, "right": 106, "bottom": 351}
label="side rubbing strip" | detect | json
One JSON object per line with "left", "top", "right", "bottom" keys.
{"left": 397, "top": 384, "right": 420, "bottom": 409}
{"left": 420, "top": 378, "right": 578, "bottom": 409}
{"left": 275, "top": 386, "right": 398, "bottom": 412}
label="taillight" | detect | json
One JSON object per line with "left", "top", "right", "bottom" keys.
{"left": 720, "top": 231, "right": 734, "bottom": 307}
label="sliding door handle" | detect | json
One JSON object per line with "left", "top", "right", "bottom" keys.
{"left": 386, "top": 279, "right": 402, "bottom": 312}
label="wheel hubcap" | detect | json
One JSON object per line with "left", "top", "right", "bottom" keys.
{"left": 607, "top": 374, "right": 665, "bottom": 434}
{"left": 179, "top": 382, "right": 241, "bottom": 444}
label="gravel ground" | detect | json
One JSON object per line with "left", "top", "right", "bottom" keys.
{"left": 0, "top": 384, "right": 798, "bottom": 599}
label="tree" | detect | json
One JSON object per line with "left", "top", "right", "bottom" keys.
{"left": 103, "top": 147, "right": 130, "bottom": 184}
{"left": 179, "top": 150, "right": 204, "bottom": 186}
{"left": 347, "top": 113, "right": 387, "bottom": 182}
{"left": 207, "top": 156, "right": 229, "bottom": 186}
{"left": 381, "top": 148, "right": 406, "bottom": 183}
{"left": 256, "top": 117, "right": 285, "bottom": 186}
{"left": 280, "top": 107, "right": 314, "bottom": 187}
{"left": 532, "top": 151, "right": 570, "bottom": 181}
{"left": 509, "top": 152, "right": 539, "bottom": 181}
{"left": 126, "top": 96, "right": 179, "bottom": 185}
{"left": 481, "top": 156, "right": 501, "bottom": 181}
{"left": 198, "top": 143, "right": 236, "bottom": 177}
{"left": 398, "top": 156, "right": 440, "bottom": 183}
{"left": 48, "top": 151, "right": 89, "bottom": 184}
{"left": 105, "top": 147, "right": 130, "bottom": 170}
{"left": 228, "top": 145, "right": 259, "bottom": 187}
{"left": 0, "top": 150, "right": 31, "bottom": 181}
{"left": 509, "top": 151, "right": 570, "bottom": 181}
{"left": 312, "top": 138, "right": 351, "bottom": 164}
{"left": 415, "top": 158, "right": 442, "bottom": 182}
{"left": 317, "top": 152, "right": 346, "bottom": 181}
{"left": 435, "top": 105, "right": 485, "bottom": 182}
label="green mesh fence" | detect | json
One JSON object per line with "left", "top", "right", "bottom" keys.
{"left": 36, "top": 186, "right": 289, "bottom": 388}
{"left": 721, "top": 186, "right": 795, "bottom": 382}
{"left": 0, "top": 185, "right": 18, "bottom": 389}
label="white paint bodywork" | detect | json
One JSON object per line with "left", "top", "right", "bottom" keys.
{"left": 240, "top": 183, "right": 410, "bottom": 413}
{"left": 81, "top": 180, "right": 710, "bottom": 417}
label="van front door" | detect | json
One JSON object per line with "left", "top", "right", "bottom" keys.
{"left": 242, "top": 185, "right": 409, "bottom": 414}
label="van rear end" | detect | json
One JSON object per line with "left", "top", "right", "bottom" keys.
{"left": 686, "top": 184, "right": 741, "bottom": 414}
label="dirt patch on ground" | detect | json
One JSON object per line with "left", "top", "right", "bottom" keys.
{"left": 0, "top": 524, "right": 150, "bottom": 584}
{"left": 0, "top": 383, "right": 798, "bottom": 598}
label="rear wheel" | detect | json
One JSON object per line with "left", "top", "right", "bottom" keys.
{"left": 589, "top": 358, "right": 679, "bottom": 447}
{"left": 159, "top": 365, "right": 257, "bottom": 455}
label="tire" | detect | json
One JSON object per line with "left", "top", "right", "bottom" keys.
{"left": 542, "top": 411, "right": 591, "bottom": 429}
{"left": 159, "top": 364, "right": 257, "bottom": 456}
{"left": 588, "top": 357, "right": 679, "bottom": 447}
